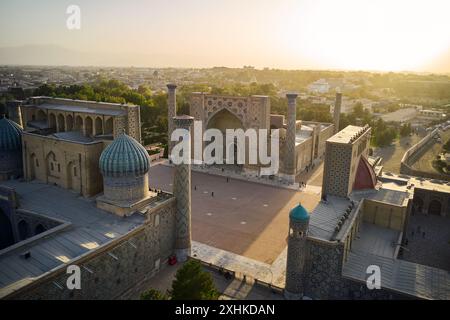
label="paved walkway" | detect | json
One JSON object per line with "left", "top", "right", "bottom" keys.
{"left": 192, "top": 241, "right": 286, "bottom": 288}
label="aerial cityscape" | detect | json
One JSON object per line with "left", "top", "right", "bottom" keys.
{"left": 0, "top": 0, "right": 449, "bottom": 309}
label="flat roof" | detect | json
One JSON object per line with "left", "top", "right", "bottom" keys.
{"left": 351, "top": 188, "right": 409, "bottom": 207}
{"left": 342, "top": 250, "right": 450, "bottom": 299}
{"left": 380, "top": 172, "right": 450, "bottom": 194}
{"left": 52, "top": 131, "right": 95, "bottom": 143}
{"left": 308, "top": 196, "right": 353, "bottom": 241}
{"left": 0, "top": 180, "right": 157, "bottom": 294}
{"left": 327, "top": 125, "right": 366, "bottom": 144}
{"left": 380, "top": 108, "right": 418, "bottom": 122}
{"left": 351, "top": 223, "right": 400, "bottom": 258}
{"left": 37, "top": 103, "right": 126, "bottom": 116}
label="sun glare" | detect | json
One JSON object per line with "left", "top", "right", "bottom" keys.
{"left": 282, "top": 0, "right": 450, "bottom": 71}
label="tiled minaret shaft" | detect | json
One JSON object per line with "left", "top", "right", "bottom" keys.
{"left": 167, "top": 84, "right": 177, "bottom": 156}
{"left": 173, "top": 115, "right": 194, "bottom": 262}
{"left": 334, "top": 92, "right": 342, "bottom": 134}
{"left": 285, "top": 93, "right": 298, "bottom": 180}
{"left": 284, "top": 210, "right": 310, "bottom": 299}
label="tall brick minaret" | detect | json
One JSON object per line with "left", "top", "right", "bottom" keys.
{"left": 285, "top": 203, "right": 310, "bottom": 300}
{"left": 172, "top": 115, "right": 194, "bottom": 262}
{"left": 167, "top": 84, "right": 177, "bottom": 157}
{"left": 285, "top": 93, "right": 298, "bottom": 183}
{"left": 334, "top": 92, "right": 342, "bottom": 134}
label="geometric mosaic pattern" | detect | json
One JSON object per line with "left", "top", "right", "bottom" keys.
{"left": 172, "top": 116, "right": 194, "bottom": 251}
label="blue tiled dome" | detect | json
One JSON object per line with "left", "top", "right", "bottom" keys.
{"left": 0, "top": 116, "right": 22, "bottom": 151}
{"left": 290, "top": 203, "right": 309, "bottom": 221}
{"left": 99, "top": 133, "right": 150, "bottom": 178}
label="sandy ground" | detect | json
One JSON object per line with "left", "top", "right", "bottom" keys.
{"left": 149, "top": 164, "right": 321, "bottom": 264}
{"left": 410, "top": 130, "right": 450, "bottom": 175}
{"left": 373, "top": 133, "right": 424, "bottom": 174}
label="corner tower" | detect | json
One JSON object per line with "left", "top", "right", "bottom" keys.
{"left": 285, "top": 203, "right": 310, "bottom": 300}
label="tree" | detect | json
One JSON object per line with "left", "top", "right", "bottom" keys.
{"left": 140, "top": 288, "right": 168, "bottom": 300}
{"left": 170, "top": 260, "right": 219, "bottom": 300}
{"left": 400, "top": 123, "right": 412, "bottom": 137}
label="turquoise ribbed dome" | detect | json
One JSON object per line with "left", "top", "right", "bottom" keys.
{"left": 99, "top": 133, "right": 150, "bottom": 178}
{"left": 0, "top": 116, "right": 22, "bottom": 151}
{"left": 290, "top": 203, "right": 309, "bottom": 221}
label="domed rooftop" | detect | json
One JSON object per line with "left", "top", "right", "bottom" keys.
{"left": 0, "top": 115, "right": 23, "bottom": 152}
{"left": 290, "top": 203, "right": 309, "bottom": 221}
{"left": 99, "top": 133, "right": 150, "bottom": 178}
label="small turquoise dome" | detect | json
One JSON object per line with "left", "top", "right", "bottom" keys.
{"left": 0, "top": 116, "right": 22, "bottom": 151}
{"left": 99, "top": 133, "right": 150, "bottom": 178}
{"left": 290, "top": 203, "right": 309, "bottom": 221}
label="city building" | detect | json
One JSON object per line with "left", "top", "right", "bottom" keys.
{"left": 307, "top": 79, "right": 330, "bottom": 94}
{"left": 285, "top": 124, "right": 450, "bottom": 300}
{"left": 0, "top": 97, "right": 193, "bottom": 299}
{"left": 168, "top": 87, "right": 337, "bottom": 183}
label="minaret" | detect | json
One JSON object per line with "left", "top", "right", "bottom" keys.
{"left": 285, "top": 203, "right": 310, "bottom": 300}
{"left": 172, "top": 115, "right": 194, "bottom": 262}
{"left": 6, "top": 100, "right": 23, "bottom": 128}
{"left": 333, "top": 92, "right": 342, "bottom": 134}
{"left": 167, "top": 84, "right": 177, "bottom": 157}
{"left": 285, "top": 93, "right": 298, "bottom": 183}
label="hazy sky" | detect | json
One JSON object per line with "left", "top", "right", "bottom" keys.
{"left": 1, "top": 0, "right": 449, "bottom": 71}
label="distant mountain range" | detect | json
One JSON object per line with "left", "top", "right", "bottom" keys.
{"left": 0, "top": 44, "right": 449, "bottom": 73}
{"left": 0, "top": 44, "right": 201, "bottom": 68}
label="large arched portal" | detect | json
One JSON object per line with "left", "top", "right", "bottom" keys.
{"left": 428, "top": 200, "right": 442, "bottom": 216}
{"left": 207, "top": 109, "right": 243, "bottom": 132}
{"left": 0, "top": 208, "right": 14, "bottom": 250}
{"left": 206, "top": 109, "right": 244, "bottom": 166}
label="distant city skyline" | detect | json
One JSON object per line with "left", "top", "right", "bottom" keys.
{"left": 1, "top": 0, "right": 449, "bottom": 73}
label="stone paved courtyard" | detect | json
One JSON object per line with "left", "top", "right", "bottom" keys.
{"left": 149, "top": 163, "right": 321, "bottom": 264}
{"left": 400, "top": 212, "right": 450, "bottom": 271}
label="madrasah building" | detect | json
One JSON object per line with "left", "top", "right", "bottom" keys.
{"left": 0, "top": 86, "right": 448, "bottom": 300}
{"left": 168, "top": 85, "right": 338, "bottom": 184}
{"left": 0, "top": 96, "right": 194, "bottom": 299}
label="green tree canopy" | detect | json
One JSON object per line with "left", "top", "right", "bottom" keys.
{"left": 170, "top": 260, "right": 219, "bottom": 300}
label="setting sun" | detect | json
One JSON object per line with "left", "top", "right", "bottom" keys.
{"left": 280, "top": 0, "right": 450, "bottom": 71}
